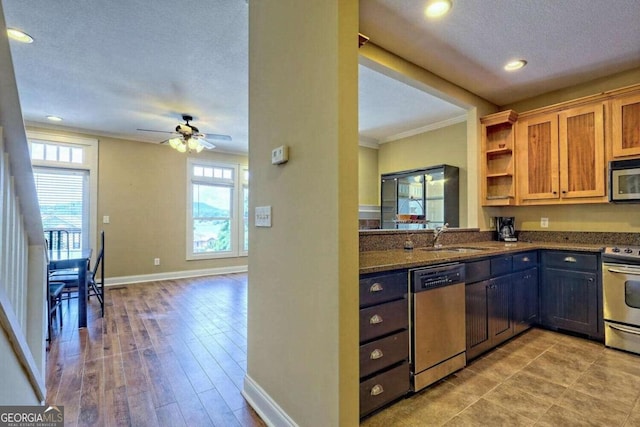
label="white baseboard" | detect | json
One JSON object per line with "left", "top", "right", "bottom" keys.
{"left": 104, "top": 265, "right": 248, "bottom": 287}
{"left": 242, "top": 374, "right": 298, "bottom": 427}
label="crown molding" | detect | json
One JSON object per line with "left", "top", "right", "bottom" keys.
{"left": 379, "top": 114, "right": 467, "bottom": 144}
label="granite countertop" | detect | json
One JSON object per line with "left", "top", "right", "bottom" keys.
{"left": 359, "top": 240, "right": 604, "bottom": 274}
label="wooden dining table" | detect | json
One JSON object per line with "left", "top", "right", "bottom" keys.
{"left": 48, "top": 248, "right": 92, "bottom": 329}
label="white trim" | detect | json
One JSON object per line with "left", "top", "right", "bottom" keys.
{"left": 379, "top": 114, "right": 467, "bottom": 144}
{"left": 242, "top": 374, "right": 298, "bottom": 427}
{"left": 358, "top": 136, "right": 379, "bottom": 149}
{"left": 26, "top": 130, "right": 99, "bottom": 260}
{"left": 104, "top": 264, "right": 248, "bottom": 287}
{"left": 0, "top": 280, "right": 45, "bottom": 402}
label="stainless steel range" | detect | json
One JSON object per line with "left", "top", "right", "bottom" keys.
{"left": 602, "top": 245, "right": 640, "bottom": 354}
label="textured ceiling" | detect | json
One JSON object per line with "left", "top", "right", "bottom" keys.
{"left": 3, "top": 0, "right": 640, "bottom": 153}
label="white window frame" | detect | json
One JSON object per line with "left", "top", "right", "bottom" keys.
{"left": 27, "top": 131, "right": 99, "bottom": 255}
{"left": 186, "top": 158, "right": 248, "bottom": 260}
{"left": 240, "top": 168, "right": 249, "bottom": 256}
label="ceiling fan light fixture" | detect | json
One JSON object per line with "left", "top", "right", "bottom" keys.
{"left": 195, "top": 144, "right": 205, "bottom": 153}
{"left": 187, "top": 138, "right": 200, "bottom": 151}
{"left": 176, "top": 142, "right": 187, "bottom": 153}
{"left": 504, "top": 59, "right": 527, "bottom": 71}
{"left": 168, "top": 137, "right": 182, "bottom": 149}
{"left": 425, "top": 0, "right": 452, "bottom": 18}
{"left": 7, "top": 28, "right": 34, "bottom": 43}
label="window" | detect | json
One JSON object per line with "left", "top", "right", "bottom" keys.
{"left": 187, "top": 159, "right": 248, "bottom": 259}
{"left": 28, "top": 131, "right": 98, "bottom": 253}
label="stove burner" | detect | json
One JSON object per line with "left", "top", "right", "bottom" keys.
{"left": 603, "top": 245, "right": 640, "bottom": 264}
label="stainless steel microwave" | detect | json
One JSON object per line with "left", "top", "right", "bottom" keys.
{"left": 610, "top": 159, "right": 640, "bottom": 202}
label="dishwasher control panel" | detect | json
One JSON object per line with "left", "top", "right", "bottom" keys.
{"left": 410, "top": 264, "right": 465, "bottom": 292}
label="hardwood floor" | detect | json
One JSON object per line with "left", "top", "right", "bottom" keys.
{"left": 46, "top": 274, "right": 265, "bottom": 427}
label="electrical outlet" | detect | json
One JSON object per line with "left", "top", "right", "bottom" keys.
{"left": 154, "top": 258, "right": 160, "bottom": 266}
{"left": 540, "top": 217, "right": 549, "bottom": 228}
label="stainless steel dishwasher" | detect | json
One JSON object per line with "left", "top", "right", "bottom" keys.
{"left": 410, "top": 263, "right": 466, "bottom": 391}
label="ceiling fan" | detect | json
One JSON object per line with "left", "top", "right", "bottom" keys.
{"left": 137, "top": 114, "right": 232, "bottom": 153}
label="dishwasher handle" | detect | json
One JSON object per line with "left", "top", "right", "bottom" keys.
{"left": 411, "top": 264, "right": 465, "bottom": 292}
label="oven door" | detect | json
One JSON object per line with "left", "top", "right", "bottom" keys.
{"left": 603, "top": 263, "right": 640, "bottom": 325}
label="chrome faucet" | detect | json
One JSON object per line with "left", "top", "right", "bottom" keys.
{"left": 432, "top": 223, "right": 449, "bottom": 247}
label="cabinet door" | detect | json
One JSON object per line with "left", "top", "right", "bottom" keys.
{"left": 612, "top": 93, "right": 640, "bottom": 158}
{"left": 541, "top": 267, "right": 598, "bottom": 336}
{"left": 489, "top": 275, "right": 513, "bottom": 346}
{"left": 517, "top": 113, "right": 559, "bottom": 201}
{"left": 512, "top": 268, "right": 538, "bottom": 335}
{"left": 465, "top": 280, "right": 491, "bottom": 360}
{"left": 558, "top": 103, "right": 605, "bottom": 199}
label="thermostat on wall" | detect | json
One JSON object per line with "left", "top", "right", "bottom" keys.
{"left": 271, "top": 145, "right": 289, "bottom": 165}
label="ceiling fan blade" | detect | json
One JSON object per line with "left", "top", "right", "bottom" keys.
{"left": 136, "top": 128, "right": 179, "bottom": 135}
{"left": 202, "top": 133, "right": 232, "bottom": 142}
{"left": 198, "top": 139, "right": 216, "bottom": 150}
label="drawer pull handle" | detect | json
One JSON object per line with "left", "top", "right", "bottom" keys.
{"left": 369, "top": 283, "right": 384, "bottom": 293}
{"left": 370, "top": 384, "right": 384, "bottom": 396}
{"left": 369, "top": 314, "right": 383, "bottom": 325}
{"left": 564, "top": 256, "right": 577, "bottom": 263}
{"left": 522, "top": 257, "right": 530, "bottom": 262}
{"left": 370, "top": 349, "right": 384, "bottom": 360}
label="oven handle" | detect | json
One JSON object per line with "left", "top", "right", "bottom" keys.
{"left": 608, "top": 323, "right": 640, "bottom": 336}
{"left": 606, "top": 266, "right": 640, "bottom": 276}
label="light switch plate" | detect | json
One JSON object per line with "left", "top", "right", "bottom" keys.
{"left": 255, "top": 206, "right": 272, "bottom": 227}
{"left": 103, "top": 215, "right": 110, "bottom": 224}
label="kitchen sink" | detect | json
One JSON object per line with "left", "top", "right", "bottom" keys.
{"left": 421, "top": 247, "right": 488, "bottom": 253}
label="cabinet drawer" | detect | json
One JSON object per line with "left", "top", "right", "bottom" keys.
{"left": 513, "top": 251, "right": 538, "bottom": 271}
{"left": 466, "top": 259, "right": 490, "bottom": 283}
{"left": 542, "top": 251, "right": 598, "bottom": 271}
{"left": 360, "top": 362, "right": 410, "bottom": 417}
{"left": 360, "top": 330, "right": 409, "bottom": 379}
{"left": 491, "top": 256, "right": 513, "bottom": 276}
{"left": 360, "top": 271, "right": 407, "bottom": 308}
{"left": 360, "top": 299, "right": 408, "bottom": 343}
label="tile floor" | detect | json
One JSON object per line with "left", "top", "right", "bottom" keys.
{"left": 361, "top": 328, "right": 640, "bottom": 426}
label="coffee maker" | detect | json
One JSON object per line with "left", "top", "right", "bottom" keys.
{"left": 495, "top": 217, "right": 517, "bottom": 242}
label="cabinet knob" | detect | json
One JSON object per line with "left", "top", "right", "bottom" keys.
{"left": 562, "top": 190, "right": 567, "bottom": 194}
{"left": 553, "top": 191, "right": 557, "bottom": 195}
{"left": 369, "top": 314, "right": 383, "bottom": 325}
{"left": 370, "top": 384, "right": 384, "bottom": 396}
{"left": 564, "top": 256, "right": 577, "bottom": 263}
{"left": 369, "top": 283, "right": 384, "bottom": 293}
{"left": 522, "top": 257, "right": 530, "bottom": 262}
{"left": 370, "top": 349, "right": 384, "bottom": 360}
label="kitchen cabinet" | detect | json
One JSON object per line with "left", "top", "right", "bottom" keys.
{"left": 359, "top": 270, "right": 409, "bottom": 418}
{"left": 380, "top": 165, "right": 459, "bottom": 229}
{"left": 512, "top": 251, "right": 538, "bottom": 335}
{"left": 540, "top": 251, "right": 602, "bottom": 339}
{"left": 465, "top": 256, "right": 514, "bottom": 360}
{"left": 516, "top": 102, "right": 606, "bottom": 204}
{"left": 480, "top": 110, "right": 518, "bottom": 206}
{"left": 612, "top": 92, "right": 640, "bottom": 158}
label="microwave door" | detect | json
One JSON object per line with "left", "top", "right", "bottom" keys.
{"left": 612, "top": 169, "right": 640, "bottom": 201}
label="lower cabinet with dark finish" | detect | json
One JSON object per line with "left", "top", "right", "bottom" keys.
{"left": 360, "top": 363, "right": 410, "bottom": 418}
{"left": 512, "top": 267, "right": 538, "bottom": 335}
{"left": 540, "top": 251, "right": 602, "bottom": 339}
{"left": 359, "top": 270, "right": 409, "bottom": 418}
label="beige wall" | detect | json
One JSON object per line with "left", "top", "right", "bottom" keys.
{"left": 29, "top": 126, "right": 248, "bottom": 279}
{"left": 377, "top": 122, "right": 468, "bottom": 227}
{"left": 358, "top": 145, "right": 379, "bottom": 206}
{"left": 247, "top": 0, "right": 358, "bottom": 426}
{"left": 486, "top": 67, "right": 640, "bottom": 232}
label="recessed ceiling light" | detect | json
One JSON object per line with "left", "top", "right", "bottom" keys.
{"left": 7, "top": 28, "right": 34, "bottom": 44}
{"left": 504, "top": 59, "right": 527, "bottom": 71}
{"left": 425, "top": 0, "right": 452, "bottom": 18}
{"left": 46, "top": 115, "right": 63, "bottom": 122}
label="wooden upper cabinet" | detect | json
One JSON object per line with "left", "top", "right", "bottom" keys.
{"left": 559, "top": 103, "right": 605, "bottom": 199}
{"left": 517, "top": 103, "right": 606, "bottom": 204}
{"left": 517, "top": 113, "right": 559, "bottom": 201}
{"left": 612, "top": 92, "right": 640, "bottom": 158}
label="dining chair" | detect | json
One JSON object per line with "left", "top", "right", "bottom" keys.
{"left": 88, "top": 231, "right": 105, "bottom": 317}
{"left": 47, "top": 278, "right": 65, "bottom": 343}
